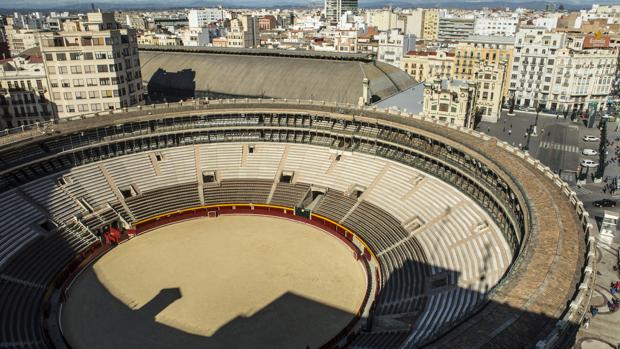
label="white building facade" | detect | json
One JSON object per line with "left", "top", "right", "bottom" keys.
{"left": 377, "top": 29, "right": 416, "bottom": 67}
{"left": 474, "top": 14, "right": 518, "bottom": 36}
{"left": 188, "top": 8, "right": 224, "bottom": 28}
{"left": 509, "top": 28, "right": 565, "bottom": 111}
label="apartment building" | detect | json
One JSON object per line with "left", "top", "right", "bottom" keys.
{"left": 437, "top": 15, "right": 475, "bottom": 42}
{"left": 422, "top": 9, "right": 438, "bottom": 41}
{"left": 137, "top": 31, "right": 182, "bottom": 46}
{"left": 509, "top": 27, "right": 566, "bottom": 110}
{"left": 473, "top": 14, "right": 519, "bottom": 36}
{"left": 0, "top": 52, "right": 54, "bottom": 128}
{"left": 509, "top": 27, "right": 566, "bottom": 111}
{"left": 325, "top": 0, "right": 358, "bottom": 27}
{"left": 226, "top": 16, "right": 260, "bottom": 48}
{"left": 39, "top": 12, "right": 144, "bottom": 119}
{"left": 188, "top": 8, "right": 224, "bottom": 28}
{"left": 401, "top": 50, "right": 454, "bottom": 82}
{"left": 178, "top": 27, "right": 211, "bottom": 46}
{"left": 474, "top": 62, "right": 508, "bottom": 122}
{"left": 377, "top": 29, "right": 416, "bottom": 67}
{"left": 453, "top": 35, "right": 515, "bottom": 98}
{"left": 547, "top": 36, "right": 618, "bottom": 113}
{"left": 404, "top": 9, "right": 424, "bottom": 37}
{"left": 4, "top": 17, "right": 41, "bottom": 56}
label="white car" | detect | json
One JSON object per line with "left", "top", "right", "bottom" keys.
{"left": 583, "top": 135, "right": 600, "bottom": 142}
{"left": 582, "top": 149, "right": 598, "bottom": 156}
{"left": 580, "top": 159, "right": 599, "bottom": 168}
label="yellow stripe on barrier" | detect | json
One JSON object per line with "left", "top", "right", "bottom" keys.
{"left": 310, "top": 212, "right": 378, "bottom": 263}
{"left": 133, "top": 203, "right": 291, "bottom": 226}
{"left": 132, "top": 203, "right": 378, "bottom": 263}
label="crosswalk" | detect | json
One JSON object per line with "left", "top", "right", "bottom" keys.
{"left": 571, "top": 186, "right": 592, "bottom": 195}
{"left": 538, "top": 141, "right": 579, "bottom": 153}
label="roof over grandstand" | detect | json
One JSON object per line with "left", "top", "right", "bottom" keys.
{"left": 139, "top": 46, "right": 416, "bottom": 105}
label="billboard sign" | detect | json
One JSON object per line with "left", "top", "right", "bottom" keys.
{"left": 583, "top": 33, "right": 610, "bottom": 48}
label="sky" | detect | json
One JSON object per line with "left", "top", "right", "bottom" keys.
{"left": 0, "top": 0, "right": 613, "bottom": 10}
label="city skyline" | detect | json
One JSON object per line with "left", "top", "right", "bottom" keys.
{"left": 0, "top": 0, "right": 614, "bottom": 11}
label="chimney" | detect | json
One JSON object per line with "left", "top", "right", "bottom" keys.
{"left": 362, "top": 78, "right": 370, "bottom": 105}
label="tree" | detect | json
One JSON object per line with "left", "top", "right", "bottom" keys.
{"left": 595, "top": 120, "right": 608, "bottom": 179}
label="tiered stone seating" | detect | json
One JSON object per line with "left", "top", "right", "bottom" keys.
{"left": 63, "top": 165, "right": 116, "bottom": 210}
{"left": 0, "top": 227, "right": 92, "bottom": 347}
{"left": 375, "top": 239, "right": 428, "bottom": 316}
{"left": 349, "top": 331, "right": 410, "bottom": 349}
{"left": 126, "top": 183, "right": 202, "bottom": 221}
{"left": 0, "top": 191, "right": 44, "bottom": 267}
{"left": 404, "top": 203, "right": 513, "bottom": 346}
{"left": 0, "top": 142, "right": 514, "bottom": 349}
{"left": 203, "top": 179, "right": 273, "bottom": 205}
{"left": 270, "top": 182, "right": 310, "bottom": 208}
{"left": 344, "top": 202, "right": 409, "bottom": 252}
{"left": 22, "top": 179, "right": 84, "bottom": 223}
{"left": 312, "top": 189, "right": 357, "bottom": 222}
{"left": 104, "top": 152, "right": 156, "bottom": 192}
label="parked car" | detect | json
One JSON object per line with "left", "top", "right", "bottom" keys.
{"left": 593, "top": 199, "right": 617, "bottom": 208}
{"left": 583, "top": 135, "right": 600, "bottom": 142}
{"left": 580, "top": 159, "right": 599, "bottom": 168}
{"left": 582, "top": 149, "right": 598, "bottom": 156}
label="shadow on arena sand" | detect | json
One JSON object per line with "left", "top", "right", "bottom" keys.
{"left": 58, "top": 254, "right": 582, "bottom": 349}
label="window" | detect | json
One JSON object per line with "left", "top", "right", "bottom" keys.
{"left": 56, "top": 53, "right": 67, "bottom": 61}
{"left": 58, "top": 66, "right": 68, "bottom": 74}
{"left": 52, "top": 92, "right": 61, "bottom": 99}
{"left": 102, "top": 90, "right": 113, "bottom": 98}
{"left": 86, "top": 78, "right": 98, "bottom": 86}
{"left": 45, "top": 53, "right": 54, "bottom": 61}
{"left": 73, "top": 79, "right": 84, "bottom": 87}
{"left": 84, "top": 65, "right": 95, "bottom": 73}
{"left": 78, "top": 104, "right": 89, "bottom": 112}
{"left": 88, "top": 90, "right": 99, "bottom": 98}
{"left": 83, "top": 52, "right": 94, "bottom": 60}
{"left": 91, "top": 103, "right": 101, "bottom": 111}
{"left": 61, "top": 79, "right": 70, "bottom": 87}
{"left": 99, "top": 78, "right": 110, "bottom": 85}
{"left": 70, "top": 66, "right": 82, "bottom": 74}
{"left": 75, "top": 91, "right": 87, "bottom": 99}
{"left": 97, "top": 64, "right": 109, "bottom": 73}
{"left": 66, "top": 105, "right": 76, "bottom": 113}
{"left": 47, "top": 66, "right": 56, "bottom": 74}
{"left": 95, "top": 52, "right": 108, "bottom": 60}
{"left": 63, "top": 92, "right": 73, "bottom": 100}
{"left": 50, "top": 79, "right": 59, "bottom": 88}
{"left": 70, "top": 52, "right": 81, "bottom": 60}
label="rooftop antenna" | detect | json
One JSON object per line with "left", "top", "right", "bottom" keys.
{"left": 91, "top": 3, "right": 96, "bottom": 11}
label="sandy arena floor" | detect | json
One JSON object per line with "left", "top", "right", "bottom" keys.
{"left": 61, "top": 215, "right": 367, "bottom": 349}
